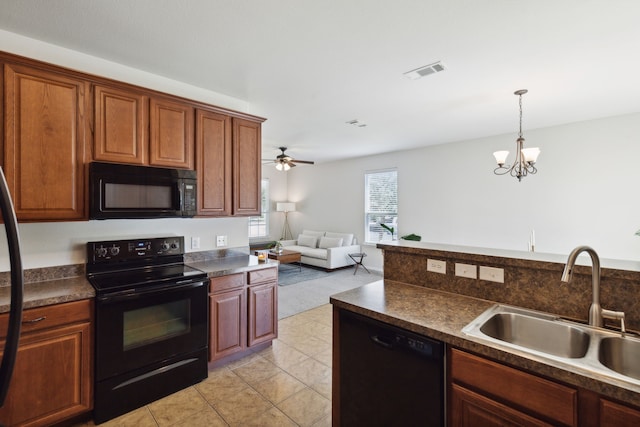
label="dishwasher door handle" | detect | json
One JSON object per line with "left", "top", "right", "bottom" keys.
{"left": 370, "top": 335, "right": 394, "bottom": 349}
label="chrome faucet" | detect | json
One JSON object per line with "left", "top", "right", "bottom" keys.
{"left": 561, "top": 245, "right": 625, "bottom": 332}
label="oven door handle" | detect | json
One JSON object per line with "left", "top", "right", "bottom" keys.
{"left": 97, "top": 279, "right": 206, "bottom": 303}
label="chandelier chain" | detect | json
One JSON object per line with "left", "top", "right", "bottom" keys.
{"left": 518, "top": 92, "right": 524, "bottom": 139}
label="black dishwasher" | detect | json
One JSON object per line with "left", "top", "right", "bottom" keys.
{"left": 338, "top": 310, "right": 444, "bottom": 427}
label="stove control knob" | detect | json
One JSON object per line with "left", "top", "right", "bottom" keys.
{"left": 96, "top": 246, "right": 108, "bottom": 257}
{"left": 161, "top": 242, "right": 170, "bottom": 251}
{"left": 170, "top": 241, "right": 179, "bottom": 249}
{"left": 109, "top": 246, "right": 120, "bottom": 256}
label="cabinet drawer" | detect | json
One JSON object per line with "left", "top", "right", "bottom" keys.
{"left": 0, "top": 299, "right": 92, "bottom": 339}
{"left": 210, "top": 273, "right": 245, "bottom": 293}
{"left": 247, "top": 267, "right": 277, "bottom": 285}
{"left": 451, "top": 349, "right": 577, "bottom": 427}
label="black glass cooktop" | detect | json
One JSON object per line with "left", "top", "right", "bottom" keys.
{"left": 88, "top": 264, "right": 207, "bottom": 293}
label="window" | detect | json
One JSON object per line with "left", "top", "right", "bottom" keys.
{"left": 365, "top": 169, "right": 398, "bottom": 243}
{"left": 248, "top": 179, "right": 269, "bottom": 238}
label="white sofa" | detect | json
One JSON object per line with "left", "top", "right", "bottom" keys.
{"left": 280, "top": 230, "right": 361, "bottom": 270}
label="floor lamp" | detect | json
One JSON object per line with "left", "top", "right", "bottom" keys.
{"left": 277, "top": 202, "right": 296, "bottom": 240}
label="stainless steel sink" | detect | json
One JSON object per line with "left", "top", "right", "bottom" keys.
{"left": 462, "top": 304, "right": 640, "bottom": 388}
{"left": 598, "top": 336, "right": 640, "bottom": 380}
{"left": 478, "top": 312, "right": 590, "bottom": 358}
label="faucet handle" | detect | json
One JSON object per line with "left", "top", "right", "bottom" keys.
{"left": 602, "top": 309, "right": 626, "bottom": 335}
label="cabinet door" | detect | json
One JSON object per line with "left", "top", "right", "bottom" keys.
{"left": 93, "top": 84, "right": 147, "bottom": 164}
{"left": 195, "top": 109, "right": 232, "bottom": 216}
{"left": 0, "top": 322, "right": 92, "bottom": 426}
{"left": 600, "top": 398, "right": 640, "bottom": 427}
{"left": 248, "top": 282, "right": 278, "bottom": 347}
{"left": 209, "top": 288, "right": 246, "bottom": 361}
{"left": 4, "top": 63, "right": 88, "bottom": 220}
{"left": 451, "top": 383, "right": 553, "bottom": 427}
{"left": 149, "top": 97, "right": 194, "bottom": 169}
{"left": 232, "top": 118, "right": 261, "bottom": 216}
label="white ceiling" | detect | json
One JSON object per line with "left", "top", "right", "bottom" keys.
{"left": 1, "top": 0, "right": 639, "bottom": 164}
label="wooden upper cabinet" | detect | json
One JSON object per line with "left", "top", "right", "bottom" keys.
{"left": 93, "top": 84, "right": 147, "bottom": 164}
{"left": 232, "top": 118, "right": 261, "bottom": 216}
{"left": 4, "top": 63, "right": 88, "bottom": 220}
{"left": 196, "top": 109, "right": 232, "bottom": 216}
{"left": 149, "top": 97, "right": 194, "bottom": 169}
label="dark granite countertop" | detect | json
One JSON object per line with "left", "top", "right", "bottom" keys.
{"left": 330, "top": 279, "right": 640, "bottom": 408}
{"left": 187, "top": 254, "right": 278, "bottom": 278}
{"left": 0, "top": 252, "right": 275, "bottom": 315}
{"left": 0, "top": 275, "right": 94, "bottom": 314}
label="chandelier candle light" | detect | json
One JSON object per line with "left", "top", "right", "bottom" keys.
{"left": 493, "top": 89, "right": 540, "bottom": 181}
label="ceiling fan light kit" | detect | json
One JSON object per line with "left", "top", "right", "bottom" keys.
{"left": 493, "top": 89, "right": 540, "bottom": 182}
{"left": 271, "top": 147, "right": 315, "bottom": 171}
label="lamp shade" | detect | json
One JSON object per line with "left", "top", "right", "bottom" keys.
{"left": 276, "top": 202, "right": 296, "bottom": 212}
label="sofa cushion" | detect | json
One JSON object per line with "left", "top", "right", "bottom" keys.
{"left": 325, "top": 232, "right": 354, "bottom": 246}
{"left": 318, "top": 236, "right": 343, "bottom": 249}
{"left": 297, "top": 235, "right": 318, "bottom": 248}
{"left": 301, "top": 229, "right": 325, "bottom": 237}
{"left": 300, "top": 247, "right": 328, "bottom": 260}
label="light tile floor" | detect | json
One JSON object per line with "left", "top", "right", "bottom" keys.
{"left": 78, "top": 268, "right": 381, "bottom": 427}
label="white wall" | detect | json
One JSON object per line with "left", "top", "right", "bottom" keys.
{"left": 0, "top": 29, "right": 249, "bottom": 113}
{"left": 286, "top": 113, "right": 640, "bottom": 272}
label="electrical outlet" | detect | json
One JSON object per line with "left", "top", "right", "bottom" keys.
{"left": 216, "top": 235, "right": 227, "bottom": 247}
{"left": 427, "top": 259, "right": 446, "bottom": 274}
{"left": 479, "top": 266, "right": 505, "bottom": 283}
{"left": 191, "top": 237, "right": 200, "bottom": 249}
{"left": 455, "top": 263, "right": 477, "bottom": 279}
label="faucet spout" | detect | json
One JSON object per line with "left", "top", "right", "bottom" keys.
{"left": 561, "top": 245, "right": 603, "bottom": 327}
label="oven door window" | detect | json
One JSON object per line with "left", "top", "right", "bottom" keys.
{"left": 123, "top": 299, "right": 190, "bottom": 350}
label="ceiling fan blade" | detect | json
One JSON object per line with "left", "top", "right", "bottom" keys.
{"left": 291, "top": 160, "right": 315, "bottom": 165}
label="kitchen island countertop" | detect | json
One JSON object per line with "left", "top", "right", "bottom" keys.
{"left": 330, "top": 279, "right": 640, "bottom": 408}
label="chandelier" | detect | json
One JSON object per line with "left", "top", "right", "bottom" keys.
{"left": 493, "top": 89, "right": 540, "bottom": 181}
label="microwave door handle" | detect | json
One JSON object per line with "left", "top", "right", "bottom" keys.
{"left": 177, "top": 182, "right": 184, "bottom": 211}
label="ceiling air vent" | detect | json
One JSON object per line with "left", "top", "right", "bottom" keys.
{"left": 404, "top": 61, "right": 446, "bottom": 80}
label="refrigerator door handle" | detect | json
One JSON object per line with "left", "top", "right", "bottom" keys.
{"left": 0, "top": 167, "right": 24, "bottom": 408}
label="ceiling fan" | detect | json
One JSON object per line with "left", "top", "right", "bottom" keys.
{"left": 266, "top": 147, "right": 315, "bottom": 171}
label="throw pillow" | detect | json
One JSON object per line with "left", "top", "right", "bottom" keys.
{"left": 297, "top": 235, "right": 318, "bottom": 248}
{"left": 325, "top": 232, "right": 354, "bottom": 246}
{"left": 318, "top": 236, "right": 343, "bottom": 249}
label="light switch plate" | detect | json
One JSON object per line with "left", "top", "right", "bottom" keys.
{"left": 455, "top": 263, "right": 477, "bottom": 279}
{"left": 427, "top": 259, "right": 446, "bottom": 274}
{"left": 191, "top": 237, "right": 200, "bottom": 249}
{"left": 479, "top": 266, "right": 505, "bottom": 283}
{"left": 216, "top": 235, "right": 227, "bottom": 247}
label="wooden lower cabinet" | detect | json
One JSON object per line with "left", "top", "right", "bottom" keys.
{"left": 451, "top": 383, "right": 554, "bottom": 427}
{"left": 449, "top": 349, "right": 577, "bottom": 427}
{"left": 209, "top": 267, "right": 277, "bottom": 363}
{"left": 209, "top": 287, "right": 246, "bottom": 360}
{"left": 0, "top": 299, "right": 92, "bottom": 426}
{"left": 599, "top": 398, "right": 640, "bottom": 427}
{"left": 450, "top": 348, "right": 640, "bottom": 427}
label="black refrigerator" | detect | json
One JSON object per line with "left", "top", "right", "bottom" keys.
{"left": 0, "top": 167, "right": 24, "bottom": 424}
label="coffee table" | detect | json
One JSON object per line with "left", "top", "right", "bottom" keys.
{"left": 267, "top": 249, "right": 301, "bottom": 271}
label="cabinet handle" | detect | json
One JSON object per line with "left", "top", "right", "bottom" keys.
{"left": 22, "top": 316, "right": 46, "bottom": 324}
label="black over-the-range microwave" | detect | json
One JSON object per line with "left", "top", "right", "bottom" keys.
{"left": 89, "top": 162, "right": 197, "bottom": 219}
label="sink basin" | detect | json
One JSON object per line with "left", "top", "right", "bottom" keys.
{"left": 598, "top": 336, "right": 640, "bottom": 380}
{"left": 464, "top": 304, "right": 640, "bottom": 386}
{"left": 479, "top": 312, "right": 591, "bottom": 358}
